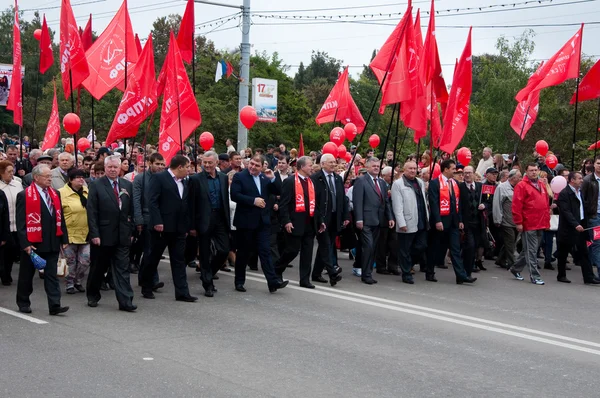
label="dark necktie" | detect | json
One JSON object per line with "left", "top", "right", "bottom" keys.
{"left": 113, "top": 180, "right": 119, "bottom": 201}
{"left": 374, "top": 178, "right": 382, "bottom": 201}
{"left": 328, "top": 174, "right": 336, "bottom": 212}
{"left": 43, "top": 188, "right": 54, "bottom": 215}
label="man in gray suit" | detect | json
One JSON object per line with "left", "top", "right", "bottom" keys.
{"left": 353, "top": 157, "right": 395, "bottom": 284}
{"left": 51, "top": 152, "right": 74, "bottom": 190}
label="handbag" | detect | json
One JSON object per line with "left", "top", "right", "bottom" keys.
{"left": 549, "top": 214, "right": 559, "bottom": 231}
{"left": 57, "top": 253, "right": 69, "bottom": 277}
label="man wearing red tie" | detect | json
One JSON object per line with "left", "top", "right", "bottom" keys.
{"left": 352, "top": 157, "right": 394, "bottom": 285}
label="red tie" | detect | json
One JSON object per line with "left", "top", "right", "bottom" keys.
{"left": 373, "top": 178, "right": 382, "bottom": 200}
{"left": 113, "top": 180, "right": 119, "bottom": 201}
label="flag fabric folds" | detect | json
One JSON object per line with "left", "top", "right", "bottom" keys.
{"left": 177, "top": 0, "right": 195, "bottom": 64}
{"left": 7, "top": 0, "right": 22, "bottom": 127}
{"left": 215, "top": 60, "right": 235, "bottom": 82}
{"left": 42, "top": 81, "right": 61, "bottom": 151}
{"left": 81, "top": 14, "right": 93, "bottom": 51}
{"left": 571, "top": 58, "right": 600, "bottom": 104}
{"left": 511, "top": 90, "right": 540, "bottom": 140}
{"left": 82, "top": 0, "right": 139, "bottom": 100}
{"left": 157, "top": 31, "right": 201, "bottom": 164}
{"left": 440, "top": 28, "right": 473, "bottom": 154}
{"left": 39, "top": 15, "right": 54, "bottom": 74}
{"left": 60, "top": 0, "right": 90, "bottom": 99}
{"left": 298, "top": 133, "right": 305, "bottom": 157}
{"left": 106, "top": 34, "right": 158, "bottom": 145}
{"left": 315, "top": 66, "right": 366, "bottom": 133}
{"left": 135, "top": 33, "right": 143, "bottom": 54}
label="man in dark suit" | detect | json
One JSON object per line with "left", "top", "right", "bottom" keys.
{"left": 459, "top": 166, "right": 486, "bottom": 277}
{"left": 15, "top": 165, "right": 69, "bottom": 315}
{"left": 275, "top": 156, "right": 329, "bottom": 288}
{"left": 427, "top": 159, "right": 476, "bottom": 284}
{"left": 353, "top": 157, "right": 395, "bottom": 284}
{"left": 189, "top": 151, "right": 230, "bottom": 298}
{"left": 310, "top": 153, "right": 347, "bottom": 286}
{"left": 86, "top": 155, "right": 137, "bottom": 312}
{"left": 141, "top": 155, "right": 198, "bottom": 302}
{"left": 556, "top": 171, "right": 600, "bottom": 284}
{"left": 230, "top": 154, "right": 288, "bottom": 293}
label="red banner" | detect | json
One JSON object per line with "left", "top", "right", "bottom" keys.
{"left": 82, "top": 0, "right": 138, "bottom": 100}
{"left": 594, "top": 226, "right": 600, "bottom": 241}
{"left": 60, "top": 0, "right": 90, "bottom": 99}
{"left": 39, "top": 15, "right": 54, "bottom": 74}
{"left": 7, "top": 0, "right": 22, "bottom": 127}
{"left": 571, "top": 58, "right": 600, "bottom": 104}
{"left": 177, "top": 0, "right": 195, "bottom": 64}
{"left": 511, "top": 90, "right": 540, "bottom": 140}
{"left": 42, "top": 81, "right": 60, "bottom": 151}
{"left": 481, "top": 184, "right": 496, "bottom": 196}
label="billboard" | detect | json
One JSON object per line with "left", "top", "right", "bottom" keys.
{"left": 251, "top": 78, "right": 277, "bottom": 123}
{"left": 0, "top": 63, "right": 25, "bottom": 107}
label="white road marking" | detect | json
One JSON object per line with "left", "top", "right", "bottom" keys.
{"left": 220, "top": 272, "right": 600, "bottom": 356}
{"left": 0, "top": 307, "right": 48, "bottom": 324}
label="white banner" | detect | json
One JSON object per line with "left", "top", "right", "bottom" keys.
{"left": 251, "top": 78, "right": 277, "bottom": 123}
{"left": 0, "top": 63, "right": 25, "bottom": 107}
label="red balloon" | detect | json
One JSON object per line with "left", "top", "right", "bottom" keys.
{"left": 456, "top": 147, "right": 472, "bottom": 165}
{"left": 535, "top": 140, "right": 549, "bottom": 157}
{"left": 368, "top": 134, "right": 380, "bottom": 149}
{"left": 63, "top": 113, "right": 81, "bottom": 134}
{"left": 545, "top": 154, "right": 558, "bottom": 170}
{"left": 199, "top": 131, "right": 214, "bottom": 151}
{"left": 431, "top": 163, "right": 441, "bottom": 179}
{"left": 239, "top": 105, "right": 258, "bottom": 129}
{"left": 34, "top": 29, "right": 42, "bottom": 41}
{"left": 344, "top": 151, "right": 352, "bottom": 163}
{"left": 337, "top": 144, "right": 347, "bottom": 159}
{"left": 322, "top": 142, "right": 338, "bottom": 156}
{"left": 77, "top": 138, "right": 91, "bottom": 152}
{"left": 330, "top": 127, "right": 345, "bottom": 146}
{"left": 344, "top": 123, "right": 358, "bottom": 142}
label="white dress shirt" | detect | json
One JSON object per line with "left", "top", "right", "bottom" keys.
{"left": 168, "top": 169, "right": 184, "bottom": 198}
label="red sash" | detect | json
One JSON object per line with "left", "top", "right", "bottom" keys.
{"left": 25, "top": 185, "right": 63, "bottom": 243}
{"left": 439, "top": 175, "right": 460, "bottom": 216}
{"left": 294, "top": 173, "right": 315, "bottom": 217}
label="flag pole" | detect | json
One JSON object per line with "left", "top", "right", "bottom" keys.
{"left": 192, "top": 34, "right": 197, "bottom": 171}
{"left": 32, "top": 48, "right": 41, "bottom": 151}
{"left": 571, "top": 25, "right": 584, "bottom": 171}
{"left": 595, "top": 98, "right": 600, "bottom": 159}
{"left": 68, "top": 69, "right": 78, "bottom": 167}
{"left": 512, "top": 103, "right": 531, "bottom": 163}
{"left": 378, "top": 103, "right": 398, "bottom": 176}
{"left": 428, "top": 80, "right": 435, "bottom": 172}
{"left": 91, "top": 96, "right": 95, "bottom": 150}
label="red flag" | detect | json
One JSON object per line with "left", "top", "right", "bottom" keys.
{"left": 298, "top": 133, "right": 305, "bottom": 157}
{"left": 571, "top": 58, "right": 600, "bottom": 104}
{"left": 370, "top": 5, "right": 413, "bottom": 114}
{"left": 7, "top": 0, "right": 22, "bottom": 126}
{"left": 516, "top": 25, "right": 583, "bottom": 102}
{"left": 593, "top": 226, "right": 600, "bottom": 241}
{"left": 158, "top": 31, "right": 201, "bottom": 164}
{"left": 177, "top": 0, "right": 195, "bottom": 64}
{"left": 82, "top": 0, "right": 139, "bottom": 100}
{"left": 420, "top": 0, "right": 449, "bottom": 104}
{"left": 440, "top": 28, "right": 472, "bottom": 154}
{"left": 81, "top": 14, "right": 93, "bottom": 51}
{"left": 60, "top": 0, "right": 90, "bottom": 99}
{"left": 315, "top": 66, "right": 366, "bottom": 133}
{"left": 106, "top": 34, "right": 158, "bottom": 145}
{"left": 424, "top": 82, "right": 443, "bottom": 144}
{"left": 226, "top": 61, "right": 234, "bottom": 78}
{"left": 39, "top": 15, "right": 54, "bottom": 74}
{"left": 42, "top": 81, "right": 61, "bottom": 151}
{"left": 511, "top": 90, "right": 540, "bottom": 140}
{"left": 135, "top": 33, "right": 143, "bottom": 54}
{"left": 481, "top": 185, "right": 496, "bottom": 196}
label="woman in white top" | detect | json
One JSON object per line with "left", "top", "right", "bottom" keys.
{"left": 0, "top": 160, "right": 23, "bottom": 285}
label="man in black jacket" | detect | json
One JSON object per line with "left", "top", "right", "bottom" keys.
{"left": 275, "top": 156, "right": 327, "bottom": 288}
{"left": 142, "top": 155, "right": 198, "bottom": 302}
{"left": 86, "top": 155, "right": 136, "bottom": 312}
{"left": 556, "top": 171, "right": 600, "bottom": 284}
{"left": 582, "top": 155, "right": 600, "bottom": 275}
{"left": 189, "top": 151, "right": 230, "bottom": 298}
{"left": 16, "top": 165, "right": 69, "bottom": 315}
{"left": 459, "top": 166, "right": 487, "bottom": 277}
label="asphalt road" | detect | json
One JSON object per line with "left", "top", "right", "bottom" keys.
{"left": 1, "top": 253, "right": 599, "bottom": 398}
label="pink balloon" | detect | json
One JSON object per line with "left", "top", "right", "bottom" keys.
{"left": 330, "top": 127, "right": 345, "bottom": 146}
{"left": 550, "top": 175, "right": 567, "bottom": 194}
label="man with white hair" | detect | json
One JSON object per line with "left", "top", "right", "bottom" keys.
{"left": 51, "top": 152, "right": 74, "bottom": 190}
{"left": 492, "top": 169, "right": 522, "bottom": 269}
{"left": 476, "top": 147, "right": 494, "bottom": 176}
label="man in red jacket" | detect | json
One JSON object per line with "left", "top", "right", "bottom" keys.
{"left": 510, "top": 163, "right": 550, "bottom": 285}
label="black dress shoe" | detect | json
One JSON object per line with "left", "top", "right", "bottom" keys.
{"left": 329, "top": 274, "right": 342, "bottom": 287}
{"left": 18, "top": 306, "right": 32, "bottom": 314}
{"left": 74, "top": 284, "right": 85, "bottom": 293}
{"left": 426, "top": 275, "right": 438, "bottom": 282}
{"left": 99, "top": 282, "right": 109, "bottom": 291}
{"left": 152, "top": 282, "right": 165, "bottom": 292}
{"left": 66, "top": 287, "right": 76, "bottom": 294}
{"left": 269, "top": 280, "right": 289, "bottom": 293}
{"left": 544, "top": 263, "right": 555, "bottom": 270}
{"left": 249, "top": 266, "right": 259, "bottom": 271}
{"left": 437, "top": 264, "right": 448, "bottom": 269}
{"left": 87, "top": 301, "right": 98, "bottom": 308}
{"left": 471, "top": 268, "right": 480, "bottom": 273}
{"left": 557, "top": 276, "right": 571, "bottom": 283}
{"left": 204, "top": 287, "right": 214, "bottom": 297}
{"left": 2, "top": 281, "right": 11, "bottom": 286}
{"left": 390, "top": 269, "right": 401, "bottom": 276}
{"left": 187, "top": 261, "right": 198, "bottom": 268}
{"left": 142, "top": 292, "right": 156, "bottom": 299}
{"left": 176, "top": 295, "right": 198, "bottom": 302}
{"left": 235, "top": 285, "right": 246, "bottom": 292}
{"left": 211, "top": 285, "right": 218, "bottom": 293}
{"left": 376, "top": 269, "right": 391, "bottom": 275}
{"left": 49, "top": 306, "right": 69, "bottom": 316}
{"left": 584, "top": 278, "right": 600, "bottom": 285}
{"left": 334, "top": 265, "right": 342, "bottom": 273}
{"left": 119, "top": 304, "right": 137, "bottom": 312}
{"left": 403, "top": 278, "right": 415, "bottom": 284}
{"left": 299, "top": 283, "right": 316, "bottom": 289}
{"left": 312, "top": 276, "right": 327, "bottom": 283}
{"left": 361, "top": 277, "right": 377, "bottom": 285}
{"left": 220, "top": 266, "right": 232, "bottom": 272}
{"left": 457, "top": 276, "right": 477, "bottom": 284}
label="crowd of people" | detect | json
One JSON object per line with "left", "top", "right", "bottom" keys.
{"left": 0, "top": 133, "right": 598, "bottom": 316}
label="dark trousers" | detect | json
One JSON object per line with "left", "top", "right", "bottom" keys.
{"left": 270, "top": 229, "right": 281, "bottom": 265}
{"left": 276, "top": 223, "right": 316, "bottom": 285}
{"left": 137, "top": 226, "right": 159, "bottom": 286}
{"left": 86, "top": 245, "right": 134, "bottom": 307}
{"left": 235, "top": 223, "right": 279, "bottom": 287}
{"left": 397, "top": 229, "right": 427, "bottom": 279}
{"left": 359, "top": 225, "right": 380, "bottom": 279}
{"left": 498, "top": 225, "right": 518, "bottom": 268}
{"left": 557, "top": 233, "right": 595, "bottom": 282}
{"left": 143, "top": 231, "right": 190, "bottom": 298}
{"left": 199, "top": 211, "right": 230, "bottom": 290}
{"left": 129, "top": 229, "right": 144, "bottom": 267}
{"left": 376, "top": 225, "right": 398, "bottom": 272}
{"left": 1, "top": 232, "right": 18, "bottom": 284}
{"left": 16, "top": 251, "right": 61, "bottom": 310}
{"left": 427, "top": 227, "right": 468, "bottom": 280}
{"left": 312, "top": 218, "right": 339, "bottom": 279}
{"left": 463, "top": 224, "right": 483, "bottom": 277}
{"left": 184, "top": 234, "right": 197, "bottom": 265}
